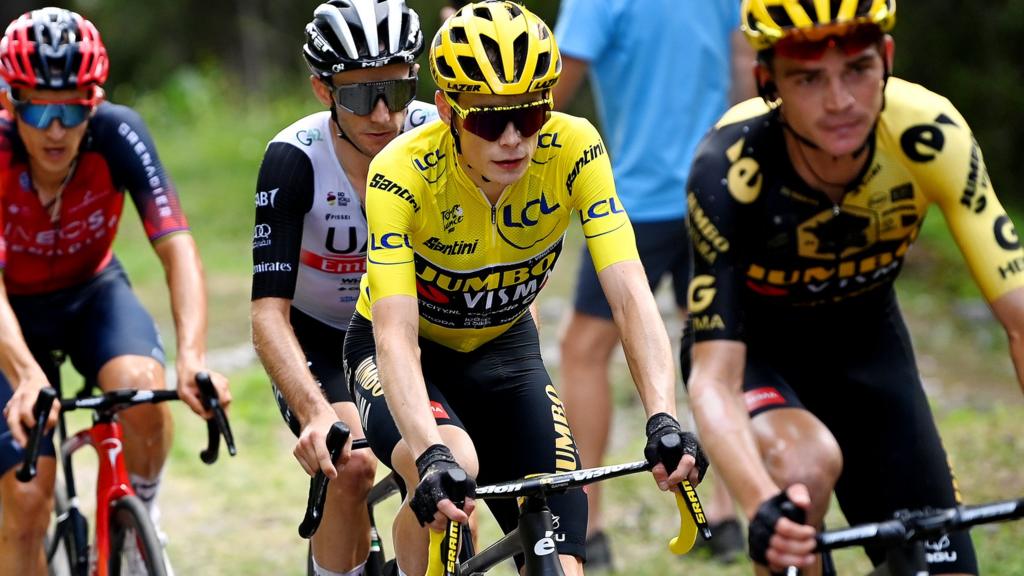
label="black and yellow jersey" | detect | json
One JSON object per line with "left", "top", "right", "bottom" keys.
{"left": 356, "top": 112, "right": 638, "bottom": 352}
{"left": 687, "top": 77, "right": 1024, "bottom": 342}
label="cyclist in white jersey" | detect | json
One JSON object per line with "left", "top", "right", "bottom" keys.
{"left": 250, "top": 2, "right": 436, "bottom": 574}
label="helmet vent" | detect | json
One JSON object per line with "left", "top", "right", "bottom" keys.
{"left": 458, "top": 55, "right": 485, "bottom": 82}
{"left": 449, "top": 25, "right": 469, "bottom": 45}
{"left": 511, "top": 32, "right": 527, "bottom": 82}
{"left": 435, "top": 55, "right": 456, "bottom": 79}
{"left": 766, "top": 6, "right": 790, "bottom": 27}
{"left": 473, "top": 7, "right": 494, "bottom": 21}
{"left": 533, "top": 52, "right": 550, "bottom": 80}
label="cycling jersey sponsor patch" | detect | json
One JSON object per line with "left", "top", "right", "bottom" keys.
{"left": 429, "top": 401, "right": 450, "bottom": 420}
{"left": 412, "top": 239, "right": 562, "bottom": 330}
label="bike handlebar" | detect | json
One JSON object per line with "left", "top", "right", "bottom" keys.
{"left": 16, "top": 371, "right": 235, "bottom": 482}
{"left": 815, "top": 497, "right": 1024, "bottom": 552}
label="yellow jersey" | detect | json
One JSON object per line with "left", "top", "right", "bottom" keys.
{"left": 357, "top": 112, "right": 639, "bottom": 351}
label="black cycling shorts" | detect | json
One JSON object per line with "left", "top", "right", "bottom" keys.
{"left": 681, "top": 291, "right": 977, "bottom": 574}
{"left": 270, "top": 307, "right": 352, "bottom": 437}
{"left": 344, "top": 312, "right": 588, "bottom": 563}
{"left": 573, "top": 218, "right": 690, "bottom": 319}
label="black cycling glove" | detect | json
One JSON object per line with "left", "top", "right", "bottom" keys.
{"left": 410, "top": 444, "right": 476, "bottom": 526}
{"left": 748, "top": 490, "right": 807, "bottom": 566}
{"left": 644, "top": 412, "right": 709, "bottom": 482}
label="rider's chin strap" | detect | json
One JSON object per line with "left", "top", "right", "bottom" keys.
{"left": 330, "top": 105, "right": 376, "bottom": 160}
{"left": 448, "top": 114, "right": 463, "bottom": 155}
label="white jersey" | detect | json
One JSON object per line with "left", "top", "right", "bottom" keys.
{"left": 251, "top": 101, "right": 438, "bottom": 330}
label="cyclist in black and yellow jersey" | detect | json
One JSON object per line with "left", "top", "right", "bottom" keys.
{"left": 342, "top": 2, "right": 707, "bottom": 575}
{"left": 685, "top": 1, "right": 1024, "bottom": 575}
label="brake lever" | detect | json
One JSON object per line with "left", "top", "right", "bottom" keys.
{"left": 16, "top": 387, "right": 58, "bottom": 483}
{"left": 299, "top": 421, "right": 350, "bottom": 538}
{"left": 196, "top": 371, "right": 236, "bottom": 464}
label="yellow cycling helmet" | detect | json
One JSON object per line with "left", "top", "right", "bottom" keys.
{"left": 741, "top": 0, "right": 896, "bottom": 51}
{"left": 429, "top": 1, "right": 560, "bottom": 95}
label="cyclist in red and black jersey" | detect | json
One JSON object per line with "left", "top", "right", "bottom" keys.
{"left": 686, "top": 1, "right": 1024, "bottom": 575}
{"left": 0, "top": 8, "right": 230, "bottom": 575}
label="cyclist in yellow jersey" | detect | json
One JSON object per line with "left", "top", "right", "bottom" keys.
{"left": 342, "top": 3, "right": 707, "bottom": 575}
{"left": 685, "top": 1, "right": 1024, "bottom": 575}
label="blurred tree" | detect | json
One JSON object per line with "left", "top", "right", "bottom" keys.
{"left": 0, "top": 1, "right": 1019, "bottom": 205}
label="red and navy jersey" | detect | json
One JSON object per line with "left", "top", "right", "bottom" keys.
{"left": 0, "top": 103, "right": 188, "bottom": 294}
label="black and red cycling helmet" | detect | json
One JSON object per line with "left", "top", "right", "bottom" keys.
{"left": 0, "top": 7, "right": 109, "bottom": 91}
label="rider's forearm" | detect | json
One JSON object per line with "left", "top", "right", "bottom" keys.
{"left": 0, "top": 281, "right": 47, "bottom": 389}
{"left": 251, "top": 298, "right": 333, "bottom": 425}
{"left": 376, "top": 328, "right": 443, "bottom": 458}
{"left": 155, "top": 233, "right": 208, "bottom": 367}
{"left": 1007, "top": 333, "right": 1024, "bottom": 396}
{"left": 689, "top": 374, "right": 780, "bottom": 519}
{"left": 604, "top": 263, "right": 677, "bottom": 417}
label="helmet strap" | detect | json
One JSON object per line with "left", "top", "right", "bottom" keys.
{"left": 328, "top": 105, "right": 374, "bottom": 159}
{"left": 449, "top": 120, "right": 463, "bottom": 155}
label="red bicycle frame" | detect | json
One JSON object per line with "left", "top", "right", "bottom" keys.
{"left": 63, "top": 420, "right": 135, "bottom": 576}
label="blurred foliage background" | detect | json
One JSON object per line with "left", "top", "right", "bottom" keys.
{"left": 2, "top": 0, "right": 1021, "bottom": 206}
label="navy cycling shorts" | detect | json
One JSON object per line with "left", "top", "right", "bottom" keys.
{"left": 0, "top": 259, "right": 164, "bottom": 477}
{"left": 573, "top": 218, "right": 689, "bottom": 319}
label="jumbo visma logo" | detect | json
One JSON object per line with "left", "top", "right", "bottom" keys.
{"left": 412, "top": 240, "right": 564, "bottom": 330}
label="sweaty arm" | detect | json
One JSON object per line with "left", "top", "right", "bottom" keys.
{"left": 250, "top": 142, "right": 333, "bottom": 427}
{"left": 0, "top": 278, "right": 56, "bottom": 445}
{"left": 598, "top": 261, "right": 676, "bottom": 416}
{"left": 363, "top": 157, "right": 443, "bottom": 459}
{"left": 688, "top": 341, "right": 780, "bottom": 517}
{"left": 372, "top": 295, "right": 443, "bottom": 456}
{"left": 991, "top": 289, "right": 1024, "bottom": 395}
{"left": 153, "top": 231, "right": 232, "bottom": 417}
{"left": 685, "top": 130, "right": 783, "bottom": 516}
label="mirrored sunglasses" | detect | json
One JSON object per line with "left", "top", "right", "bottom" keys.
{"left": 774, "top": 24, "right": 885, "bottom": 61}
{"left": 331, "top": 77, "right": 417, "bottom": 116}
{"left": 446, "top": 94, "right": 552, "bottom": 142}
{"left": 11, "top": 96, "right": 96, "bottom": 129}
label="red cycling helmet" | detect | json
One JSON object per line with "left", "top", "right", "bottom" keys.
{"left": 0, "top": 7, "right": 109, "bottom": 92}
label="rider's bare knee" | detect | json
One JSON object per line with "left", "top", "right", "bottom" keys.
{"left": 1, "top": 477, "right": 53, "bottom": 542}
{"left": 761, "top": 432, "right": 842, "bottom": 519}
{"left": 331, "top": 447, "right": 377, "bottom": 501}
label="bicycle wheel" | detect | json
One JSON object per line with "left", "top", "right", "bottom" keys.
{"left": 107, "top": 495, "right": 168, "bottom": 576}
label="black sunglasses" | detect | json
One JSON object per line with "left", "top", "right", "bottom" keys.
{"left": 445, "top": 93, "right": 552, "bottom": 142}
{"left": 329, "top": 77, "right": 418, "bottom": 116}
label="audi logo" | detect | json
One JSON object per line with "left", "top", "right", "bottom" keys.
{"left": 253, "top": 224, "right": 272, "bottom": 239}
